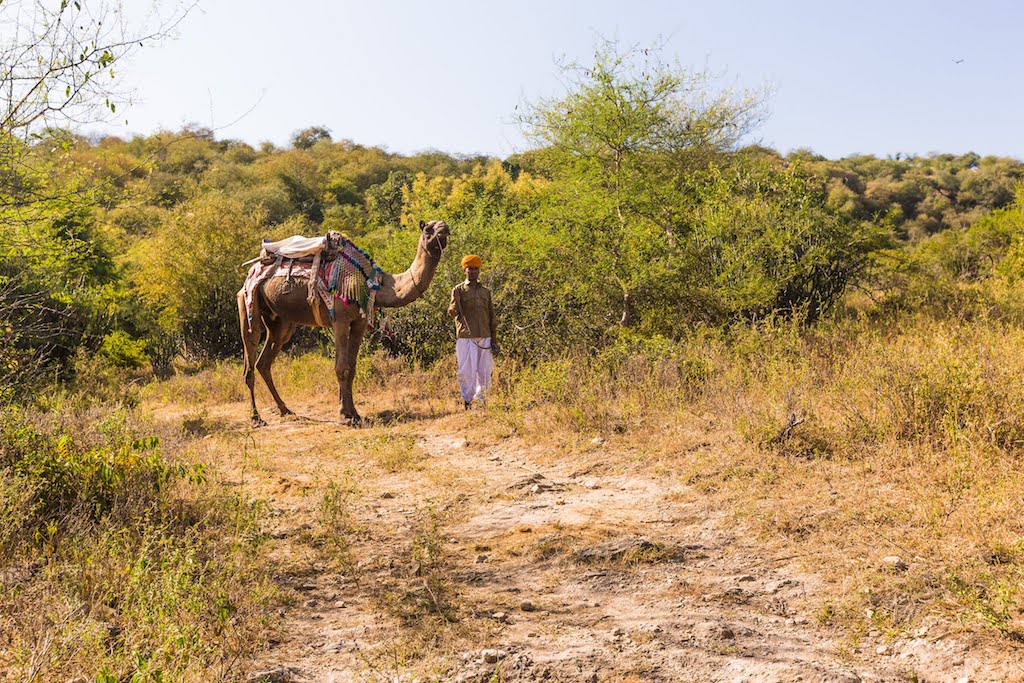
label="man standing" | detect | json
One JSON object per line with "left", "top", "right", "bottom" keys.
{"left": 448, "top": 254, "right": 499, "bottom": 409}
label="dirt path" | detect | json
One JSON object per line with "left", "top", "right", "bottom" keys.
{"left": 185, "top": 401, "right": 1011, "bottom": 683}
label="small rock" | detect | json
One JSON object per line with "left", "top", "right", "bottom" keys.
{"left": 956, "top": 677, "right": 970, "bottom": 683}
{"left": 584, "top": 673, "right": 599, "bottom": 683}
{"left": 880, "top": 555, "right": 908, "bottom": 572}
{"left": 612, "top": 627, "right": 625, "bottom": 637}
{"left": 303, "top": 599, "right": 317, "bottom": 608}
{"left": 492, "top": 612, "right": 508, "bottom": 622}
{"left": 875, "top": 645, "right": 889, "bottom": 655}
{"left": 380, "top": 492, "right": 395, "bottom": 499}
{"left": 451, "top": 438, "right": 467, "bottom": 449}
{"left": 737, "top": 574, "right": 756, "bottom": 582}
{"left": 591, "top": 437, "right": 606, "bottom": 446}
{"left": 481, "top": 648, "right": 506, "bottom": 663}
{"left": 583, "top": 479, "right": 600, "bottom": 489}
{"left": 333, "top": 601, "right": 347, "bottom": 609}
{"left": 530, "top": 484, "right": 541, "bottom": 494}
{"left": 521, "top": 601, "right": 537, "bottom": 612}
{"left": 247, "top": 667, "right": 302, "bottom": 683}
{"left": 475, "top": 554, "right": 489, "bottom": 564}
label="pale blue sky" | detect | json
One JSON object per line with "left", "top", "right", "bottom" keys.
{"left": 100, "top": 0, "right": 1024, "bottom": 160}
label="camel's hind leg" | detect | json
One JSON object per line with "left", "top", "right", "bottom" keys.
{"left": 238, "top": 291, "right": 266, "bottom": 427}
{"left": 256, "top": 318, "right": 298, "bottom": 418}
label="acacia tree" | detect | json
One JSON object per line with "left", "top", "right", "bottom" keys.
{"left": 291, "top": 125, "right": 332, "bottom": 149}
{"left": 520, "top": 41, "right": 766, "bottom": 326}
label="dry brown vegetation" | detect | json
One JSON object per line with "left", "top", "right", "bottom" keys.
{"left": 3, "top": 314, "right": 1024, "bottom": 680}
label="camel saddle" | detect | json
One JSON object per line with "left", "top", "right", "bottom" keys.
{"left": 241, "top": 230, "right": 383, "bottom": 332}
{"left": 242, "top": 231, "right": 344, "bottom": 327}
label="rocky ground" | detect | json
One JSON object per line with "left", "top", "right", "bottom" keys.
{"left": 179, "top": 400, "right": 1022, "bottom": 683}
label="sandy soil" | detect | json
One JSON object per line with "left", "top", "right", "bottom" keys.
{"left": 179, "top": 399, "right": 1022, "bottom": 683}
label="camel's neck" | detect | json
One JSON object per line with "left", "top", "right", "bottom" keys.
{"left": 376, "top": 246, "right": 440, "bottom": 308}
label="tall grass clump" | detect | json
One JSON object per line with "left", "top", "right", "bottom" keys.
{"left": 697, "top": 316, "right": 1024, "bottom": 639}
{"left": 0, "top": 401, "right": 276, "bottom": 681}
{"left": 500, "top": 329, "right": 714, "bottom": 432}
{"left": 833, "top": 317, "right": 1024, "bottom": 451}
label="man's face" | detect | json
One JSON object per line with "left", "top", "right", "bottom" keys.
{"left": 464, "top": 266, "right": 480, "bottom": 282}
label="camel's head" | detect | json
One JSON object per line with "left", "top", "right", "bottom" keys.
{"left": 420, "top": 220, "right": 449, "bottom": 258}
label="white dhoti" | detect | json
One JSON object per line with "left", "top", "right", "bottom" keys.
{"left": 456, "top": 337, "right": 493, "bottom": 404}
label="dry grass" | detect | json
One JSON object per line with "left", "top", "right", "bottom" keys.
{"left": 18, "top": 311, "right": 1021, "bottom": 681}
{"left": 490, "top": 315, "right": 1024, "bottom": 642}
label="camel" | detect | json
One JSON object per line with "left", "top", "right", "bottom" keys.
{"left": 237, "top": 220, "right": 449, "bottom": 426}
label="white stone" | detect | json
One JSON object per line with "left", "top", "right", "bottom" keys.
{"left": 880, "top": 555, "right": 908, "bottom": 571}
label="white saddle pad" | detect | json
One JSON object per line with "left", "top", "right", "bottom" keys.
{"left": 262, "top": 234, "right": 327, "bottom": 259}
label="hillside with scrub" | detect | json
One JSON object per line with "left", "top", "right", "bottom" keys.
{"left": 3, "top": 29, "right": 1024, "bottom": 683}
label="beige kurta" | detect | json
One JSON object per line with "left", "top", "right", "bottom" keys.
{"left": 447, "top": 281, "right": 497, "bottom": 341}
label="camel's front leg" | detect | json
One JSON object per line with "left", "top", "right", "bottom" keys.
{"left": 341, "top": 318, "right": 368, "bottom": 423}
{"left": 332, "top": 314, "right": 360, "bottom": 425}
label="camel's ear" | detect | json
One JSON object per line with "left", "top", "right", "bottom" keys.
{"left": 419, "top": 220, "right": 426, "bottom": 231}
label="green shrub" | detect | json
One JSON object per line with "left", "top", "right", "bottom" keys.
{"left": 99, "top": 330, "right": 149, "bottom": 369}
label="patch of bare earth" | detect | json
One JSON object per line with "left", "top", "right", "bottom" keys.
{"left": 169, "top": 400, "right": 1021, "bottom": 683}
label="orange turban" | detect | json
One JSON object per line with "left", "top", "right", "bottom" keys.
{"left": 461, "top": 254, "right": 482, "bottom": 269}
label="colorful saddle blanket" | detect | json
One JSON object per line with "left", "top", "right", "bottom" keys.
{"left": 241, "top": 235, "right": 383, "bottom": 332}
